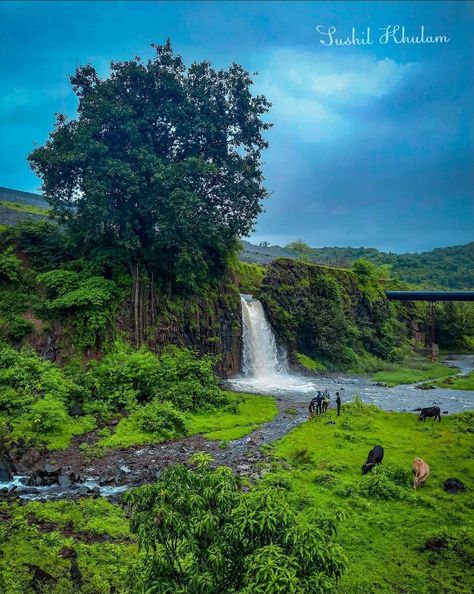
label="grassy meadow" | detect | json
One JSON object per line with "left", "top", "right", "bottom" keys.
{"left": 263, "top": 401, "right": 474, "bottom": 593}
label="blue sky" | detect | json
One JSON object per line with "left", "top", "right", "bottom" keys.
{"left": 1, "top": 1, "right": 473, "bottom": 252}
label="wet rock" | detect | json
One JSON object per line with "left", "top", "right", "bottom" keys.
{"left": 443, "top": 478, "right": 465, "bottom": 494}
{"left": 0, "top": 452, "right": 15, "bottom": 482}
{"left": 58, "top": 472, "right": 77, "bottom": 488}
{"left": 373, "top": 382, "right": 388, "bottom": 387}
{"left": 19, "top": 448, "right": 42, "bottom": 469}
{"left": 443, "top": 411, "right": 449, "bottom": 415}
{"left": 44, "top": 463, "right": 60, "bottom": 475}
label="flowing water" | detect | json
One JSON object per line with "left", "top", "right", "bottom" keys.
{"left": 228, "top": 295, "right": 474, "bottom": 413}
{"left": 2, "top": 297, "right": 472, "bottom": 500}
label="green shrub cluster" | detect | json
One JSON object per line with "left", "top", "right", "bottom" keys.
{"left": 38, "top": 269, "right": 120, "bottom": 349}
{"left": 0, "top": 339, "right": 228, "bottom": 446}
{"left": 125, "top": 459, "right": 346, "bottom": 593}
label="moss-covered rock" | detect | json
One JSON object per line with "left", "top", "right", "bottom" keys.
{"left": 258, "top": 258, "right": 410, "bottom": 369}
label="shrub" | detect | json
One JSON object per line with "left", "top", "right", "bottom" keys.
{"left": 0, "top": 343, "right": 79, "bottom": 417}
{"left": 29, "top": 396, "right": 69, "bottom": 433}
{"left": 133, "top": 401, "right": 188, "bottom": 440}
{"left": 358, "top": 466, "right": 408, "bottom": 501}
{"left": 125, "top": 461, "right": 346, "bottom": 593}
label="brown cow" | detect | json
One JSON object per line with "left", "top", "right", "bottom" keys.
{"left": 412, "top": 457, "right": 430, "bottom": 489}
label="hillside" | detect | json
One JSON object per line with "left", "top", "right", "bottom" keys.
{"left": 241, "top": 240, "right": 474, "bottom": 289}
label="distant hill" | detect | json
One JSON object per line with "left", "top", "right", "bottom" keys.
{"left": 241, "top": 240, "right": 474, "bottom": 289}
{"left": 1, "top": 187, "right": 471, "bottom": 289}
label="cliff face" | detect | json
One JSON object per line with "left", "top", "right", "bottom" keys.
{"left": 257, "top": 258, "right": 412, "bottom": 367}
{"left": 120, "top": 286, "right": 242, "bottom": 377}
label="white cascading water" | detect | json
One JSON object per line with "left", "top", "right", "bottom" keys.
{"left": 228, "top": 295, "right": 314, "bottom": 393}
{"left": 240, "top": 296, "right": 288, "bottom": 377}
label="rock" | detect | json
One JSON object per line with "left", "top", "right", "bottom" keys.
{"left": 443, "top": 411, "right": 449, "bottom": 414}
{"left": 19, "top": 448, "right": 41, "bottom": 469}
{"left": 0, "top": 452, "right": 15, "bottom": 482}
{"left": 69, "top": 403, "right": 84, "bottom": 417}
{"left": 44, "top": 463, "right": 60, "bottom": 475}
{"left": 58, "top": 473, "right": 76, "bottom": 488}
{"left": 443, "top": 478, "right": 465, "bottom": 494}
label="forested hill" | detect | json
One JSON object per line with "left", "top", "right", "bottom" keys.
{"left": 240, "top": 240, "right": 474, "bottom": 289}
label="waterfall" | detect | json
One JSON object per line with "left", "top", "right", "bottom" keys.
{"left": 227, "top": 294, "right": 313, "bottom": 394}
{"left": 240, "top": 295, "right": 288, "bottom": 378}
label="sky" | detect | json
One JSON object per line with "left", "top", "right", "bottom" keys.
{"left": 1, "top": 0, "right": 473, "bottom": 252}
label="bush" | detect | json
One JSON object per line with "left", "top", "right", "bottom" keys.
{"left": 37, "top": 269, "right": 120, "bottom": 348}
{"left": 83, "top": 341, "right": 228, "bottom": 415}
{"left": 133, "top": 401, "right": 188, "bottom": 440}
{"left": 359, "top": 466, "right": 409, "bottom": 501}
{"left": 125, "top": 461, "right": 346, "bottom": 593}
{"left": 29, "top": 397, "right": 69, "bottom": 433}
{"left": 0, "top": 343, "right": 79, "bottom": 417}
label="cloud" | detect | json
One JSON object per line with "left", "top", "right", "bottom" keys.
{"left": 254, "top": 48, "right": 417, "bottom": 142}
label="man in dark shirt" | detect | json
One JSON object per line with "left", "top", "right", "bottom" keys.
{"left": 316, "top": 391, "right": 324, "bottom": 416}
{"left": 336, "top": 392, "right": 341, "bottom": 416}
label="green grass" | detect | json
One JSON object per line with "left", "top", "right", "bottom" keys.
{"left": 432, "top": 370, "right": 474, "bottom": 391}
{"left": 266, "top": 401, "right": 474, "bottom": 594}
{"left": 0, "top": 499, "right": 134, "bottom": 593}
{"left": 371, "top": 361, "right": 457, "bottom": 386}
{"left": 99, "top": 391, "right": 278, "bottom": 448}
{"left": 4, "top": 414, "right": 96, "bottom": 450}
{"left": 0, "top": 200, "right": 49, "bottom": 216}
{"left": 234, "top": 260, "right": 266, "bottom": 294}
{"left": 295, "top": 352, "right": 328, "bottom": 372}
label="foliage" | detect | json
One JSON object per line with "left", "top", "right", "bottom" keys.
{"left": 98, "top": 392, "right": 277, "bottom": 448}
{"left": 133, "top": 400, "right": 188, "bottom": 440}
{"left": 0, "top": 248, "right": 22, "bottom": 282}
{"left": 29, "top": 395, "right": 69, "bottom": 433}
{"left": 124, "top": 460, "right": 346, "bottom": 593}
{"left": 234, "top": 259, "right": 266, "bottom": 294}
{"left": 38, "top": 268, "right": 120, "bottom": 348}
{"left": 286, "top": 240, "right": 312, "bottom": 262}
{"left": 0, "top": 343, "right": 78, "bottom": 416}
{"left": 80, "top": 341, "right": 226, "bottom": 415}
{"left": 28, "top": 41, "right": 271, "bottom": 294}
{"left": 255, "top": 241, "right": 474, "bottom": 289}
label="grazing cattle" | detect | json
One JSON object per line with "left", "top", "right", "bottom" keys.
{"left": 443, "top": 478, "right": 464, "bottom": 494}
{"left": 418, "top": 406, "right": 441, "bottom": 422}
{"left": 362, "top": 445, "right": 384, "bottom": 475}
{"left": 412, "top": 457, "right": 430, "bottom": 489}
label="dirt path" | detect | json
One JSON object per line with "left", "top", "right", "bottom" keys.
{"left": 9, "top": 399, "right": 308, "bottom": 500}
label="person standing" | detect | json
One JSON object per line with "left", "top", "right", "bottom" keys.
{"left": 336, "top": 392, "right": 341, "bottom": 416}
{"left": 316, "top": 391, "right": 323, "bottom": 416}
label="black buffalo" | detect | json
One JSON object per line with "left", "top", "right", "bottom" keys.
{"left": 418, "top": 406, "right": 441, "bottom": 422}
{"left": 362, "top": 445, "right": 384, "bottom": 475}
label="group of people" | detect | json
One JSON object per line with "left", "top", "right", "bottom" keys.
{"left": 308, "top": 389, "right": 341, "bottom": 418}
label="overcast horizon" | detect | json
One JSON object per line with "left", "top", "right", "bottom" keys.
{"left": 1, "top": 1, "right": 473, "bottom": 252}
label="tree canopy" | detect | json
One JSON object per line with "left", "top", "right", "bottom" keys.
{"left": 29, "top": 41, "right": 271, "bottom": 293}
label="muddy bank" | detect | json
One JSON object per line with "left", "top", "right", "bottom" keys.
{"left": 2, "top": 400, "right": 308, "bottom": 501}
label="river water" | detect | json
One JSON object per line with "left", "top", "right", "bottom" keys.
{"left": 227, "top": 297, "right": 474, "bottom": 413}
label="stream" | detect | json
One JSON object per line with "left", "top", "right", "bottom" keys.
{"left": 1, "top": 295, "right": 472, "bottom": 502}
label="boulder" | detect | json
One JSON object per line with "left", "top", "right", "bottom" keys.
{"left": 0, "top": 452, "right": 15, "bottom": 483}
{"left": 443, "top": 478, "right": 465, "bottom": 494}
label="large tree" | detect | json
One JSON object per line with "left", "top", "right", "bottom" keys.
{"left": 29, "top": 41, "right": 271, "bottom": 342}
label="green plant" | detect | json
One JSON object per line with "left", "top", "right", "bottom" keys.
{"left": 133, "top": 401, "right": 188, "bottom": 440}
{"left": 124, "top": 461, "right": 346, "bottom": 593}
{"left": 29, "top": 397, "right": 69, "bottom": 433}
